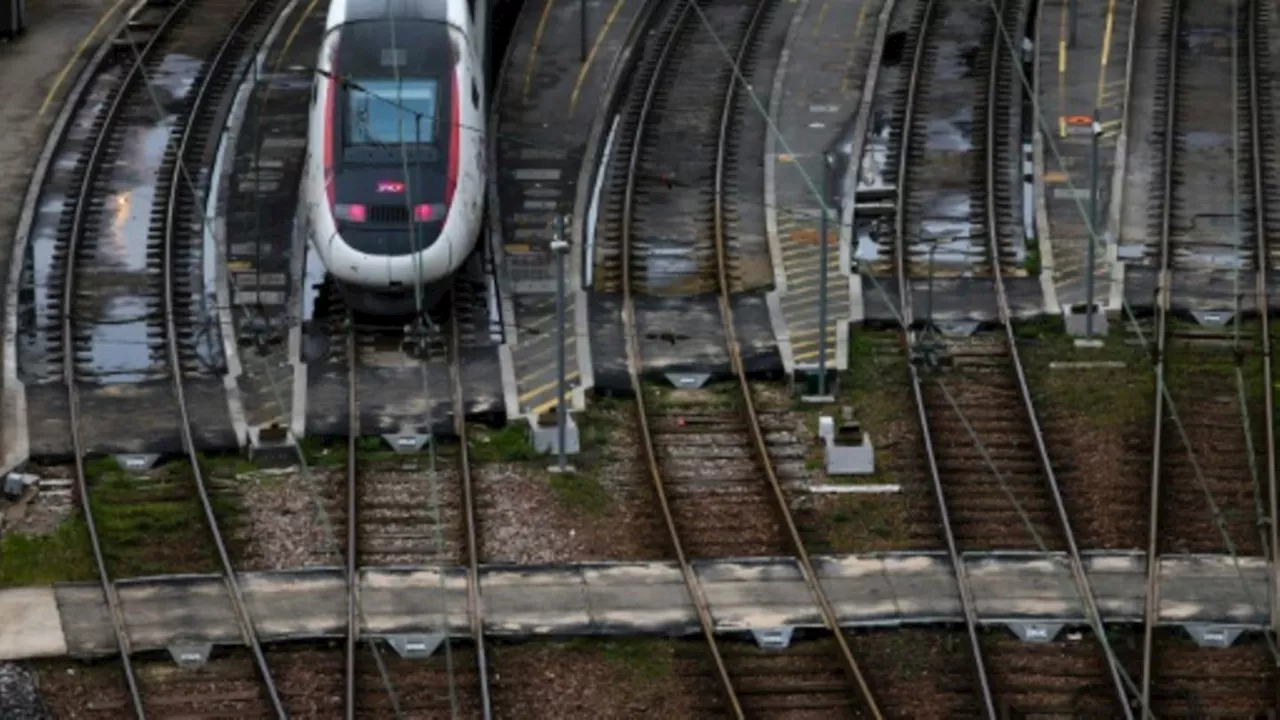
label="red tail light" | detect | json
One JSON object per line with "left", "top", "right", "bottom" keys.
{"left": 415, "top": 203, "right": 446, "bottom": 222}
{"left": 335, "top": 203, "right": 366, "bottom": 222}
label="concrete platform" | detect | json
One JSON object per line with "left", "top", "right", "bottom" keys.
{"left": 214, "top": 0, "right": 325, "bottom": 450}
{"left": 1033, "top": 0, "right": 1135, "bottom": 315}
{"left": 1, "top": 552, "right": 1270, "bottom": 661}
{"left": 491, "top": 0, "right": 660, "bottom": 420}
{"left": 24, "top": 379, "right": 237, "bottom": 457}
{"left": 765, "top": 0, "right": 887, "bottom": 380}
{"left": 589, "top": 292, "right": 782, "bottom": 391}
{"left": 861, "top": 276, "right": 1047, "bottom": 325}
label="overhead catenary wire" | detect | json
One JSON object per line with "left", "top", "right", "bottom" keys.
{"left": 674, "top": 4, "right": 1280, "bottom": 652}
{"left": 95, "top": 0, "right": 408, "bottom": 713}
{"left": 375, "top": 7, "right": 459, "bottom": 718}
{"left": 74, "top": 0, "right": 1276, "bottom": 716}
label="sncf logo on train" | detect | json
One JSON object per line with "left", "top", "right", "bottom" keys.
{"left": 377, "top": 181, "right": 405, "bottom": 193}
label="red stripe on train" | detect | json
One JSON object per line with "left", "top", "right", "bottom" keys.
{"left": 446, "top": 71, "right": 459, "bottom": 205}
{"left": 323, "top": 45, "right": 338, "bottom": 206}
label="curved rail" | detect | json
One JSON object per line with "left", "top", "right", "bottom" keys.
{"left": 888, "top": 0, "right": 994, "bottom": 712}
{"left": 617, "top": 0, "right": 744, "bottom": 714}
{"left": 345, "top": 316, "right": 359, "bottom": 719}
{"left": 894, "top": 0, "right": 1134, "bottom": 714}
{"left": 1241, "top": 0, "right": 1278, "bottom": 651}
{"left": 1139, "top": 0, "right": 1181, "bottom": 707}
{"left": 1141, "top": 0, "right": 1177, "bottom": 696}
{"left": 1140, "top": 0, "right": 1279, "bottom": 708}
{"left": 710, "top": 1, "right": 881, "bottom": 717}
{"left": 62, "top": 7, "right": 193, "bottom": 716}
{"left": 161, "top": 0, "right": 286, "bottom": 713}
{"left": 977, "top": 0, "right": 1134, "bottom": 714}
{"left": 449, "top": 290, "right": 494, "bottom": 720}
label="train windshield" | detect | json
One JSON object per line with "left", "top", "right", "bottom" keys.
{"left": 346, "top": 79, "right": 439, "bottom": 146}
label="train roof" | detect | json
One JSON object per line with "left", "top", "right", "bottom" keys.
{"left": 339, "top": 0, "right": 453, "bottom": 25}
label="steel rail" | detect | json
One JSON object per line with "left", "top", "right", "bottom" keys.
{"left": 61, "top": 7, "right": 193, "bottom": 716}
{"left": 162, "top": 1, "right": 286, "bottom": 713}
{"left": 1243, "top": 0, "right": 1279, "bottom": 653}
{"left": 1140, "top": 0, "right": 1181, "bottom": 707}
{"left": 709, "top": 0, "right": 881, "bottom": 715}
{"left": 888, "top": 0, "right": 994, "bottom": 714}
{"left": 345, "top": 314, "right": 359, "bottom": 719}
{"left": 978, "top": 0, "right": 1134, "bottom": 714}
{"left": 448, "top": 288, "right": 495, "bottom": 720}
{"left": 618, "top": 0, "right": 744, "bottom": 714}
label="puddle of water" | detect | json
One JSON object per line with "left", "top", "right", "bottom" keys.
{"left": 1117, "top": 243, "right": 1148, "bottom": 261}
{"left": 88, "top": 295, "right": 156, "bottom": 383}
{"left": 640, "top": 243, "right": 701, "bottom": 292}
{"left": 1180, "top": 130, "right": 1229, "bottom": 149}
{"left": 911, "top": 215, "right": 981, "bottom": 274}
{"left": 925, "top": 115, "right": 973, "bottom": 152}
{"left": 857, "top": 111, "right": 892, "bottom": 191}
{"left": 854, "top": 222, "right": 883, "bottom": 264}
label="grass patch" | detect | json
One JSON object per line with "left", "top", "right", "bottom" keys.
{"left": 562, "top": 638, "right": 675, "bottom": 687}
{"left": 599, "top": 638, "right": 675, "bottom": 684}
{"left": 547, "top": 469, "right": 610, "bottom": 515}
{"left": 1015, "top": 323, "right": 1153, "bottom": 429}
{"left": 469, "top": 424, "right": 539, "bottom": 462}
{"left": 821, "top": 494, "right": 911, "bottom": 552}
{"left": 198, "top": 452, "right": 257, "bottom": 477}
{"left": 1024, "top": 240, "right": 1042, "bottom": 276}
{"left": 87, "top": 458, "right": 228, "bottom": 576}
{"left": 0, "top": 514, "right": 97, "bottom": 586}
{"left": 298, "top": 436, "right": 348, "bottom": 468}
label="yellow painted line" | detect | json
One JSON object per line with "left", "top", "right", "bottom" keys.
{"left": 522, "top": 0, "right": 557, "bottom": 103}
{"left": 569, "top": 0, "right": 626, "bottom": 116}
{"left": 530, "top": 393, "right": 575, "bottom": 417}
{"left": 1044, "top": 170, "right": 1069, "bottom": 183}
{"left": 251, "top": 0, "right": 322, "bottom": 113}
{"left": 1096, "top": 0, "right": 1117, "bottom": 109}
{"left": 813, "top": 0, "right": 830, "bottom": 37}
{"left": 520, "top": 370, "right": 581, "bottom": 403}
{"left": 275, "top": 0, "right": 320, "bottom": 73}
{"left": 840, "top": 2, "right": 869, "bottom": 94}
{"left": 515, "top": 336, "right": 573, "bottom": 369}
{"left": 38, "top": 0, "right": 132, "bottom": 117}
{"left": 1058, "top": 0, "right": 1068, "bottom": 138}
{"left": 228, "top": 260, "right": 254, "bottom": 271}
{"left": 793, "top": 349, "right": 836, "bottom": 362}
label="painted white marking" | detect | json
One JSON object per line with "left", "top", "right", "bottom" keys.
{"left": 514, "top": 168, "right": 561, "bottom": 181}
{"left": 520, "top": 148, "right": 567, "bottom": 160}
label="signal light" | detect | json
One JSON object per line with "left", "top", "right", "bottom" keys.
{"left": 335, "top": 203, "right": 366, "bottom": 222}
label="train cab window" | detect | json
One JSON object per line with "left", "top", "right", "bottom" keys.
{"left": 346, "top": 79, "right": 440, "bottom": 145}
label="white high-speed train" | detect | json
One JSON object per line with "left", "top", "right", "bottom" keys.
{"left": 301, "top": 0, "right": 486, "bottom": 315}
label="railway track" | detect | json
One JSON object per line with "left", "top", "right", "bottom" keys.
{"left": 594, "top": 0, "right": 882, "bottom": 715}
{"left": 50, "top": 0, "right": 288, "bottom": 714}
{"left": 341, "top": 282, "right": 493, "bottom": 717}
{"left": 881, "top": 0, "right": 1138, "bottom": 715}
{"left": 1141, "top": 0, "right": 1279, "bottom": 711}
